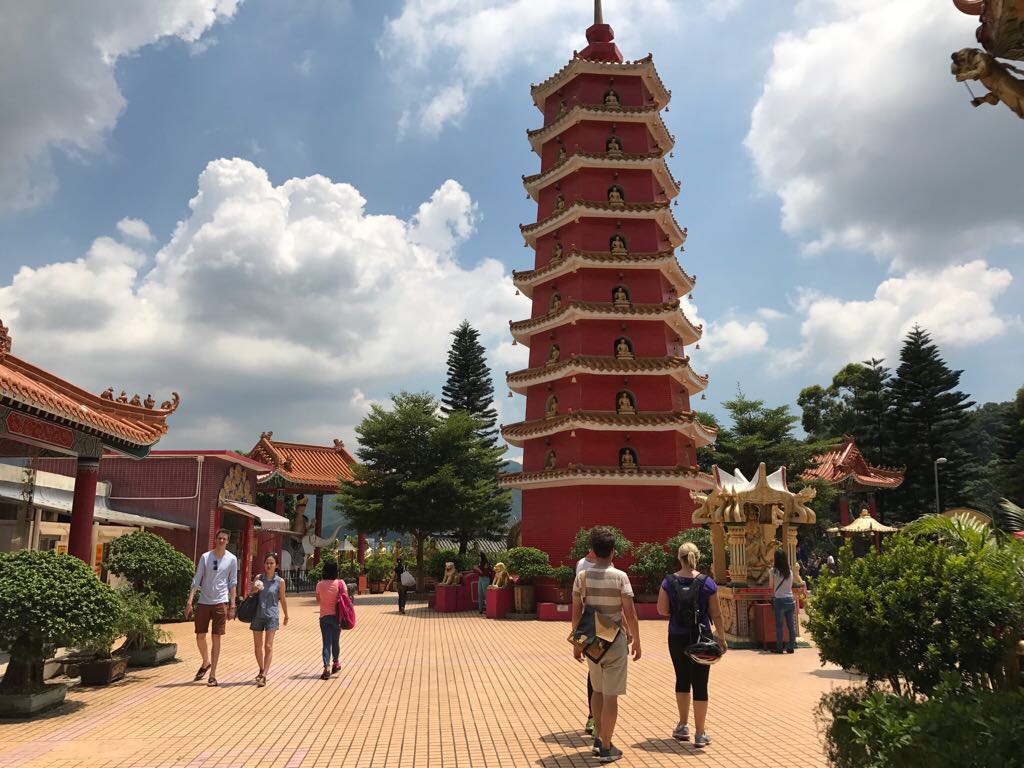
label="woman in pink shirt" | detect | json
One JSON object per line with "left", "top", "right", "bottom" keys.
{"left": 315, "top": 561, "right": 345, "bottom": 680}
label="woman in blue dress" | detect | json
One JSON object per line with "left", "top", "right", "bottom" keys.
{"left": 250, "top": 552, "right": 289, "bottom": 687}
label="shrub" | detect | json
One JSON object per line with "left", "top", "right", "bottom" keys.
{"left": 116, "top": 587, "right": 168, "bottom": 652}
{"left": 504, "top": 547, "right": 552, "bottom": 583}
{"left": 0, "top": 550, "right": 124, "bottom": 693}
{"left": 551, "top": 565, "right": 576, "bottom": 588}
{"left": 569, "top": 526, "right": 633, "bottom": 561}
{"left": 805, "top": 537, "right": 1024, "bottom": 695}
{"left": 426, "top": 548, "right": 473, "bottom": 580}
{"left": 818, "top": 684, "right": 1024, "bottom": 768}
{"left": 666, "top": 528, "right": 713, "bottom": 571}
{"left": 364, "top": 552, "right": 394, "bottom": 582}
{"left": 339, "top": 558, "right": 361, "bottom": 580}
{"left": 629, "top": 542, "right": 674, "bottom": 594}
{"left": 308, "top": 551, "right": 338, "bottom": 582}
{"left": 105, "top": 531, "right": 195, "bottom": 620}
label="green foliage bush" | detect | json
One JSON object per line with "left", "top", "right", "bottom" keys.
{"left": 629, "top": 542, "right": 674, "bottom": 593}
{"left": 426, "top": 548, "right": 473, "bottom": 580}
{"left": 551, "top": 565, "right": 576, "bottom": 587}
{"left": 569, "top": 526, "right": 633, "bottom": 561}
{"left": 818, "top": 684, "right": 1024, "bottom": 768}
{"left": 105, "top": 531, "right": 195, "bottom": 620}
{"left": 363, "top": 552, "right": 394, "bottom": 582}
{"left": 0, "top": 551, "right": 124, "bottom": 692}
{"left": 504, "top": 547, "right": 552, "bottom": 583}
{"left": 666, "top": 528, "right": 713, "bottom": 571}
{"left": 805, "top": 537, "right": 1024, "bottom": 695}
{"left": 308, "top": 551, "right": 339, "bottom": 583}
{"left": 116, "top": 586, "right": 168, "bottom": 652}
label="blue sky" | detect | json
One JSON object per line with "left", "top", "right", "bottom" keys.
{"left": 0, "top": 0, "right": 1020, "bottom": 453}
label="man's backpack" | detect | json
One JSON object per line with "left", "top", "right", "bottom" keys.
{"left": 670, "top": 574, "right": 707, "bottom": 628}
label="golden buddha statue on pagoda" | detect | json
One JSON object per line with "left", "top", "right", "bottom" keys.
{"left": 616, "top": 391, "right": 635, "bottom": 415}
{"left": 545, "top": 396, "right": 558, "bottom": 419}
{"left": 615, "top": 337, "right": 633, "bottom": 360}
{"left": 610, "top": 234, "right": 627, "bottom": 255}
{"left": 546, "top": 344, "right": 560, "bottom": 365}
{"left": 606, "top": 135, "right": 623, "bottom": 156}
{"left": 604, "top": 89, "right": 620, "bottom": 107}
{"left": 549, "top": 293, "right": 562, "bottom": 312}
{"left": 619, "top": 448, "right": 638, "bottom": 471}
{"left": 608, "top": 186, "right": 624, "bottom": 206}
{"left": 554, "top": 194, "right": 565, "bottom": 213}
{"left": 544, "top": 450, "right": 557, "bottom": 470}
{"left": 612, "top": 285, "right": 630, "bottom": 307}
{"left": 557, "top": 99, "right": 567, "bottom": 118}
{"left": 551, "top": 241, "right": 563, "bottom": 260}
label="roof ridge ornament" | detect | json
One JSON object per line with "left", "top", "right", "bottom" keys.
{"left": 0, "top": 318, "right": 10, "bottom": 361}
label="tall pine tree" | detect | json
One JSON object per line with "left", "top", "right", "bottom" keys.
{"left": 887, "top": 326, "right": 977, "bottom": 522}
{"left": 440, "top": 320, "right": 509, "bottom": 552}
{"left": 996, "top": 386, "right": 1024, "bottom": 505}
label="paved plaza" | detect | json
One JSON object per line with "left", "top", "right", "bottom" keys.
{"left": 0, "top": 595, "right": 856, "bottom": 768}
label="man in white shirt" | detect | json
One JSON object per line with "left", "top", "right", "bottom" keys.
{"left": 184, "top": 528, "right": 238, "bottom": 687}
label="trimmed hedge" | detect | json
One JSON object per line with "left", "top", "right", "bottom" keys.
{"left": 105, "top": 531, "right": 194, "bottom": 620}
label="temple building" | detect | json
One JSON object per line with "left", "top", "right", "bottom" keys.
{"left": 500, "top": 4, "right": 715, "bottom": 561}
{"left": 802, "top": 435, "right": 905, "bottom": 526}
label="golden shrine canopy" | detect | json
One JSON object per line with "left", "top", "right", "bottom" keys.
{"left": 249, "top": 431, "right": 357, "bottom": 493}
{"left": 802, "top": 436, "right": 905, "bottom": 492}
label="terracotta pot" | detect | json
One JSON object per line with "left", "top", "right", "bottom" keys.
{"left": 513, "top": 584, "right": 536, "bottom": 614}
{"left": 123, "top": 643, "right": 177, "bottom": 668}
{"left": 79, "top": 656, "right": 128, "bottom": 686}
{"left": 369, "top": 580, "right": 386, "bottom": 594}
{"left": 553, "top": 586, "right": 572, "bottom": 604}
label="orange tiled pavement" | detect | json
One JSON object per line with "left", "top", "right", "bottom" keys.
{"left": 0, "top": 595, "right": 859, "bottom": 768}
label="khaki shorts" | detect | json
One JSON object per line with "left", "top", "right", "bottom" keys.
{"left": 588, "top": 632, "right": 628, "bottom": 696}
{"left": 195, "top": 602, "right": 228, "bottom": 635}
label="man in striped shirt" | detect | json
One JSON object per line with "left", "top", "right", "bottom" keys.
{"left": 571, "top": 528, "right": 641, "bottom": 763}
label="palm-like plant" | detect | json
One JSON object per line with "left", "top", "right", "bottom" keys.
{"left": 997, "top": 499, "right": 1024, "bottom": 534}
{"left": 901, "top": 511, "right": 1024, "bottom": 586}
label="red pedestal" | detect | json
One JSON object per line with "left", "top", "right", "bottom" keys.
{"left": 435, "top": 584, "right": 461, "bottom": 612}
{"left": 537, "top": 601, "right": 573, "bottom": 621}
{"left": 486, "top": 587, "right": 514, "bottom": 618}
{"left": 357, "top": 575, "right": 367, "bottom": 595}
{"left": 68, "top": 457, "right": 99, "bottom": 563}
{"left": 635, "top": 603, "right": 667, "bottom": 621}
{"left": 461, "top": 573, "right": 480, "bottom": 611}
{"left": 753, "top": 601, "right": 794, "bottom": 649}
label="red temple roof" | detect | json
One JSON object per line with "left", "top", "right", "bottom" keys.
{"left": 802, "top": 436, "right": 905, "bottom": 490}
{"left": 249, "top": 431, "right": 357, "bottom": 493}
{"left": 0, "top": 319, "right": 177, "bottom": 453}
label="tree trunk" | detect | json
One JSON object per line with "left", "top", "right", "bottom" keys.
{"left": 415, "top": 532, "right": 426, "bottom": 591}
{"left": 458, "top": 532, "right": 469, "bottom": 556}
{"left": 0, "top": 657, "right": 44, "bottom": 694}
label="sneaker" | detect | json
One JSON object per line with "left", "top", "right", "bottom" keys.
{"left": 592, "top": 738, "right": 602, "bottom": 756}
{"left": 331, "top": 662, "right": 341, "bottom": 675}
{"left": 585, "top": 716, "right": 595, "bottom": 735}
{"left": 786, "top": 648, "right": 795, "bottom": 654}
{"left": 598, "top": 745, "right": 623, "bottom": 763}
{"left": 672, "top": 723, "right": 690, "bottom": 741}
{"left": 694, "top": 732, "right": 712, "bottom": 748}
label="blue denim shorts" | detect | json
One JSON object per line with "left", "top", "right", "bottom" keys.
{"left": 250, "top": 615, "right": 279, "bottom": 632}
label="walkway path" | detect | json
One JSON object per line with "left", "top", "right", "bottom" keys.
{"left": 0, "top": 595, "right": 856, "bottom": 767}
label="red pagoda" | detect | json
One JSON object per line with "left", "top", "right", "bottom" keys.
{"left": 500, "top": 4, "right": 714, "bottom": 563}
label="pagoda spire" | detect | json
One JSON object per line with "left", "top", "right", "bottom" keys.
{"left": 594, "top": 0, "right": 603, "bottom": 25}
{"left": 581, "top": 0, "right": 622, "bottom": 62}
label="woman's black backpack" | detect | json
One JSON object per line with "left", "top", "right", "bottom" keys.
{"left": 670, "top": 574, "right": 707, "bottom": 628}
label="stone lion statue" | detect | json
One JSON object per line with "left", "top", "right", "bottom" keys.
{"left": 440, "top": 562, "right": 461, "bottom": 586}
{"left": 490, "top": 562, "right": 510, "bottom": 589}
{"left": 951, "top": 48, "right": 1024, "bottom": 119}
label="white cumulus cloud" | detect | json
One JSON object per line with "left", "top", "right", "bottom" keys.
{"left": 0, "top": 0, "right": 242, "bottom": 211}
{"left": 0, "top": 159, "right": 521, "bottom": 448}
{"left": 116, "top": 217, "right": 156, "bottom": 243}
{"left": 702, "top": 319, "right": 769, "bottom": 363}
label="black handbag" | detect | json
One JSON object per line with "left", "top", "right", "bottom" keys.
{"left": 236, "top": 592, "right": 259, "bottom": 623}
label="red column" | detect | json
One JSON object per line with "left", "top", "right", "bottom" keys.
{"left": 275, "top": 488, "right": 285, "bottom": 518}
{"left": 867, "top": 495, "right": 878, "bottom": 519}
{"left": 357, "top": 532, "right": 366, "bottom": 565}
{"left": 839, "top": 495, "right": 850, "bottom": 527}
{"left": 313, "top": 494, "right": 324, "bottom": 566}
{"left": 68, "top": 457, "right": 100, "bottom": 563}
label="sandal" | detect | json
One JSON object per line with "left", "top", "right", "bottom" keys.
{"left": 194, "top": 664, "right": 210, "bottom": 681}
{"left": 255, "top": 669, "right": 263, "bottom": 680}
{"left": 256, "top": 675, "right": 266, "bottom": 688}
{"left": 207, "top": 676, "right": 219, "bottom": 687}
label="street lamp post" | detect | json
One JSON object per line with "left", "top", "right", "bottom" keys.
{"left": 933, "top": 457, "right": 948, "bottom": 514}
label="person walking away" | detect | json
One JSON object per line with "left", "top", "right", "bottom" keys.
{"left": 315, "top": 560, "right": 344, "bottom": 679}
{"left": 394, "top": 556, "right": 409, "bottom": 615}
{"left": 184, "top": 528, "right": 237, "bottom": 687}
{"left": 575, "top": 549, "right": 598, "bottom": 735}
{"left": 474, "top": 553, "right": 494, "bottom": 613}
{"left": 770, "top": 548, "right": 796, "bottom": 654}
{"left": 250, "top": 552, "right": 289, "bottom": 687}
{"left": 571, "top": 529, "right": 641, "bottom": 763}
{"left": 657, "top": 541, "right": 728, "bottom": 748}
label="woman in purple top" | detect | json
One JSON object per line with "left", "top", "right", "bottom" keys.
{"left": 657, "top": 542, "right": 728, "bottom": 749}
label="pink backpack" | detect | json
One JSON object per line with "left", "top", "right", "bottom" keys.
{"left": 335, "top": 580, "right": 356, "bottom": 630}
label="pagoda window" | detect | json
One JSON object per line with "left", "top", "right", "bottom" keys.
{"left": 544, "top": 450, "right": 557, "bottom": 470}
{"left": 615, "top": 391, "right": 636, "bottom": 415}
{"left": 614, "top": 337, "right": 634, "bottom": 360}
{"left": 546, "top": 343, "right": 560, "bottom": 366}
{"left": 603, "top": 89, "right": 621, "bottom": 108}
{"left": 608, "top": 185, "right": 625, "bottom": 206}
{"left": 545, "top": 395, "right": 559, "bottom": 419}
{"left": 549, "top": 292, "right": 562, "bottom": 313}
{"left": 610, "top": 233, "right": 627, "bottom": 255}
{"left": 606, "top": 135, "right": 623, "bottom": 156}
{"left": 612, "top": 284, "right": 631, "bottom": 307}
{"left": 619, "top": 447, "right": 638, "bottom": 471}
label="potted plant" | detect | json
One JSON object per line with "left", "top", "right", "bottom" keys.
{"left": 504, "top": 547, "right": 552, "bottom": 614}
{"left": 551, "top": 566, "right": 576, "bottom": 604}
{"left": 105, "top": 531, "right": 195, "bottom": 620}
{"left": 569, "top": 525, "right": 633, "bottom": 563}
{"left": 77, "top": 612, "right": 129, "bottom": 686}
{"left": 115, "top": 587, "right": 176, "bottom": 667}
{"left": 629, "top": 542, "right": 673, "bottom": 602}
{"left": 339, "top": 558, "right": 361, "bottom": 594}
{"left": 364, "top": 552, "right": 393, "bottom": 593}
{"left": 0, "top": 550, "right": 124, "bottom": 714}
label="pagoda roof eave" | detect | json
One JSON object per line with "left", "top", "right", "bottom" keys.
{"left": 509, "top": 300, "right": 702, "bottom": 346}
{"left": 527, "top": 105, "right": 674, "bottom": 155}
{"left": 512, "top": 250, "right": 695, "bottom": 298}
{"left": 530, "top": 54, "right": 671, "bottom": 111}
{"left": 500, "top": 464, "right": 713, "bottom": 490}
{"left": 506, "top": 355, "right": 708, "bottom": 396}
{"left": 522, "top": 152, "right": 680, "bottom": 200}
{"left": 247, "top": 431, "right": 357, "bottom": 490}
{"left": 520, "top": 201, "right": 687, "bottom": 247}
{"left": 801, "top": 435, "right": 906, "bottom": 490}
{"left": 256, "top": 469, "right": 341, "bottom": 494}
{"left": 500, "top": 410, "right": 717, "bottom": 448}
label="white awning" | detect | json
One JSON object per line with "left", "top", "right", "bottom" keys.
{"left": 221, "top": 500, "right": 291, "bottom": 531}
{"left": 0, "top": 481, "right": 191, "bottom": 531}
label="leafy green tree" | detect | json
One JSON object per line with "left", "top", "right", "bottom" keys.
{"left": 105, "top": 531, "right": 195, "bottom": 620}
{"left": 569, "top": 526, "right": 633, "bottom": 562}
{"left": 887, "top": 327, "right": 978, "bottom": 521}
{"left": 961, "top": 400, "right": 1016, "bottom": 515}
{"left": 996, "top": 386, "right": 1024, "bottom": 505}
{"left": 693, "top": 410, "right": 721, "bottom": 473}
{"left": 336, "top": 392, "right": 507, "bottom": 587}
{"left": 667, "top": 528, "right": 713, "bottom": 571}
{"left": 0, "top": 551, "right": 123, "bottom": 692}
